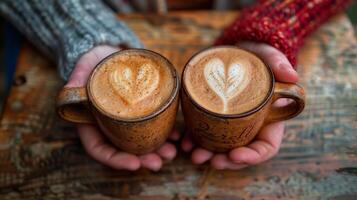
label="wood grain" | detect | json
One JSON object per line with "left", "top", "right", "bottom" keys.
{"left": 0, "top": 11, "right": 356, "bottom": 200}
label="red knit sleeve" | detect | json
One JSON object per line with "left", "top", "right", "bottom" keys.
{"left": 215, "top": 0, "right": 351, "bottom": 67}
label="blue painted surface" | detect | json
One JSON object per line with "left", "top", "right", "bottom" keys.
{"left": 4, "top": 23, "right": 22, "bottom": 91}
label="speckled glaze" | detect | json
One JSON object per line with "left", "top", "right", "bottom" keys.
{"left": 90, "top": 94, "right": 179, "bottom": 154}
{"left": 181, "top": 47, "right": 305, "bottom": 152}
{"left": 57, "top": 49, "right": 180, "bottom": 154}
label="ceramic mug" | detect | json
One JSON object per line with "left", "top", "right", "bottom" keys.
{"left": 181, "top": 47, "right": 306, "bottom": 152}
{"left": 57, "top": 49, "right": 180, "bottom": 154}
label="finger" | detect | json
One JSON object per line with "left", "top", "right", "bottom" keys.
{"left": 191, "top": 148, "right": 213, "bottom": 164}
{"left": 181, "top": 133, "right": 195, "bottom": 152}
{"left": 139, "top": 153, "right": 163, "bottom": 171}
{"left": 156, "top": 142, "right": 177, "bottom": 160}
{"left": 270, "top": 62, "right": 299, "bottom": 83}
{"left": 229, "top": 122, "right": 284, "bottom": 165}
{"left": 211, "top": 154, "right": 248, "bottom": 170}
{"left": 169, "top": 129, "right": 180, "bottom": 141}
{"left": 78, "top": 124, "right": 140, "bottom": 170}
{"left": 273, "top": 98, "right": 291, "bottom": 107}
{"left": 237, "top": 42, "right": 298, "bottom": 83}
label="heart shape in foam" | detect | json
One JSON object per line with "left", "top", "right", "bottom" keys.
{"left": 204, "top": 58, "right": 250, "bottom": 113}
{"left": 110, "top": 63, "right": 159, "bottom": 104}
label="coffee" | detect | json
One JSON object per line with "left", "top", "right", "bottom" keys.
{"left": 90, "top": 50, "right": 175, "bottom": 119}
{"left": 184, "top": 47, "right": 272, "bottom": 114}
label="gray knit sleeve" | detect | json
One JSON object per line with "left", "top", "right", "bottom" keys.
{"left": 0, "top": 0, "right": 143, "bottom": 80}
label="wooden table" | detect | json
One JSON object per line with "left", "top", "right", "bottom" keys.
{"left": 0, "top": 11, "right": 356, "bottom": 200}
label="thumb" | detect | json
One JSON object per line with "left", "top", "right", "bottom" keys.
{"left": 66, "top": 45, "right": 120, "bottom": 88}
{"left": 237, "top": 42, "right": 298, "bottom": 83}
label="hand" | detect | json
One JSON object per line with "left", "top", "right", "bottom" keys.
{"left": 65, "top": 45, "right": 179, "bottom": 171}
{"left": 181, "top": 41, "right": 299, "bottom": 170}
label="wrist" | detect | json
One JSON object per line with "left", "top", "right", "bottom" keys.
{"left": 215, "top": 0, "right": 350, "bottom": 67}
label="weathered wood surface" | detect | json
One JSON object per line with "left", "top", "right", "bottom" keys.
{"left": 0, "top": 11, "right": 356, "bottom": 200}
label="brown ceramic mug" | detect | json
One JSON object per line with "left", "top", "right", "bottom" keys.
{"left": 181, "top": 46, "right": 305, "bottom": 152}
{"left": 57, "top": 49, "right": 180, "bottom": 154}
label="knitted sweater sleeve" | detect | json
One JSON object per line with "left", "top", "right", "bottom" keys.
{"left": 215, "top": 0, "right": 350, "bottom": 67}
{"left": 0, "top": 0, "right": 143, "bottom": 80}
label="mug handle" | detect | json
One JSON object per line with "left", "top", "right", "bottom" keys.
{"left": 266, "top": 82, "right": 306, "bottom": 122}
{"left": 56, "top": 87, "right": 95, "bottom": 123}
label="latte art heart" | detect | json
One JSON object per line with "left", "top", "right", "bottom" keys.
{"left": 110, "top": 63, "right": 160, "bottom": 104}
{"left": 204, "top": 58, "right": 250, "bottom": 113}
{"left": 184, "top": 47, "right": 271, "bottom": 115}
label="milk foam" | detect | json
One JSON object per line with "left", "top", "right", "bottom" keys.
{"left": 110, "top": 63, "right": 160, "bottom": 105}
{"left": 184, "top": 47, "right": 271, "bottom": 115}
{"left": 90, "top": 50, "right": 174, "bottom": 119}
{"left": 204, "top": 58, "right": 250, "bottom": 113}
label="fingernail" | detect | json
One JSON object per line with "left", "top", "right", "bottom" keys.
{"left": 279, "top": 63, "right": 297, "bottom": 74}
{"left": 151, "top": 165, "right": 161, "bottom": 172}
{"left": 232, "top": 160, "right": 244, "bottom": 164}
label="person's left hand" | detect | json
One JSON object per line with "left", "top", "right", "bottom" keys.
{"left": 66, "top": 45, "right": 180, "bottom": 171}
{"left": 181, "top": 41, "right": 299, "bottom": 170}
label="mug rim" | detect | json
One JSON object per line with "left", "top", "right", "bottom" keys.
{"left": 182, "top": 45, "right": 275, "bottom": 119}
{"left": 87, "top": 48, "right": 180, "bottom": 123}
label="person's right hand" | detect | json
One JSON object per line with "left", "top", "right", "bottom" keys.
{"left": 66, "top": 45, "right": 180, "bottom": 171}
{"left": 181, "top": 41, "right": 299, "bottom": 170}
